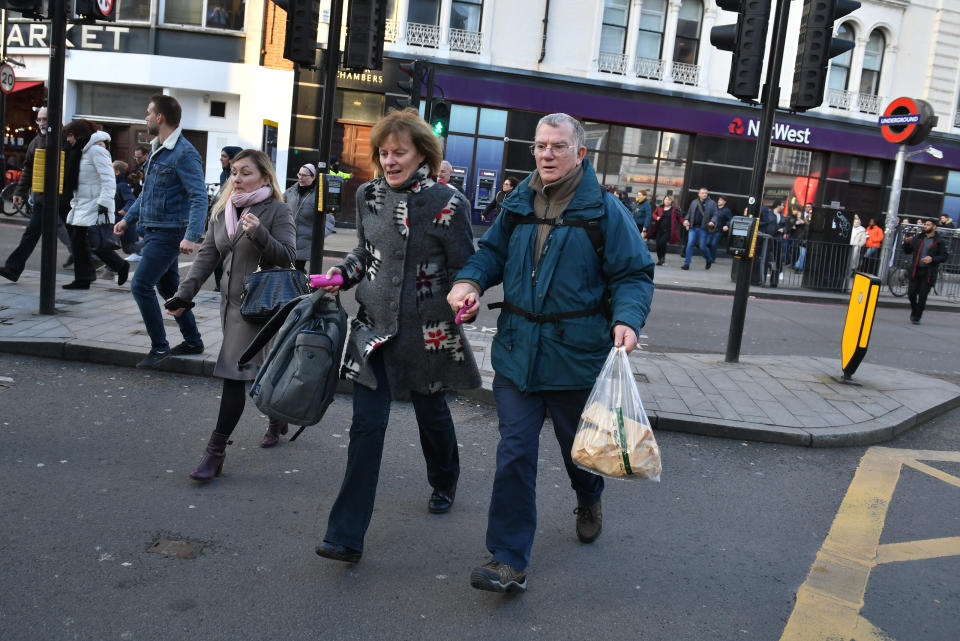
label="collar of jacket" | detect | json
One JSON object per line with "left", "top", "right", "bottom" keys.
{"left": 151, "top": 126, "right": 184, "bottom": 156}
{"left": 502, "top": 158, "right": 604, "bottom": 219}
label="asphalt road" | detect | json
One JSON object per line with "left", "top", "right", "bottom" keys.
{"left": 1, "top": 356, "right": 958, "bottom": 641}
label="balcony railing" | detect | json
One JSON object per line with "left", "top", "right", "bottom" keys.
{"left": 670, "top": 61, "right": 700, "bottom": 86}
{"left": 955, "top": 110, "right": 960, "bottom": 128}
{"left": 406, "top": 22, "right": 441, "bottom": 48}
{"left": 449, "top": 28, "right": 482, "bottom": 54}
{"left": 635, "top": 56, "right": 665, "bottom": 80}
{"left": 827, "top": 89, "right": 885, "bottom": 115}
{"left": 598, "top": 51, "right": 629, "bottom": 74}
{"left": 384, "top": 18, "right": 399, "bottom": 43}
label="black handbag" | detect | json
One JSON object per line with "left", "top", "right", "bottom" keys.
{"left": 240, "top": 265, "right": 310, "bottom": 323}
{"left": 88, "top": 210, "right": 120, "bottom": 251}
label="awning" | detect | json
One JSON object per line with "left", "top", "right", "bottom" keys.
{"left": 11, "top": 80, "right": 43, "bottom": 93}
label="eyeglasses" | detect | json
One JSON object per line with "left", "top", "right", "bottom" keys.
{"left": 529, "top": 143, "right": 574, "bottom": 156}
{"left": 297, "top": 172, "right": 313, "bottom": 178}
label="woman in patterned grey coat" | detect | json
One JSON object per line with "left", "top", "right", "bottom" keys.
{"left": 314, "top": 108, "right": 480, "bottom": 564}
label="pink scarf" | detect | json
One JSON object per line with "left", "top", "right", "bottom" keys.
{"left": 225, "top": 186, "right": 273, "bottom": 238}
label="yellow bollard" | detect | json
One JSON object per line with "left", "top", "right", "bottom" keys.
{"left": 839, "top": 272, "right": 881, "bottom": 382}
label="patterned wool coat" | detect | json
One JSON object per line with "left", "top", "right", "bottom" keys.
{"left": 336, "top": 164, "right": 480, "bottom": 400}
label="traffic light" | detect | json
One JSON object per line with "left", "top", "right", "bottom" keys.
{"left": 710, "top": 0, "right": 772, "bottom": 102}
{"left": 790, "top": 0, "right": 861, "bottom": 112}
{"left": 429, "top": 99, "right": 451, "bottom": 138}
{"left": 284, "top": 0, "right": 322, "bottom": 67}
{"left": 0, "top": 0, "right": 43, "bottom": 18}
{"left": 397, "top": 61, "right": 423, "bottom": 110}
{"left": 74, "top": 0, "right": 117, "bottom": 21}
{"left": 344, "top": 0, "right": 388, "bottom": 71}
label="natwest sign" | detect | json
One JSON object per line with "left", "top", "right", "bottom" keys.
{"left": 728, "top": 116, "right": 813, "bottom": 146}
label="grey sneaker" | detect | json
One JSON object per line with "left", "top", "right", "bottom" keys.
{"left": 470, "top": 561, "right": 527, "bottom": 593}
{"left": 136, "top": 349, "right": 170, "bottom": 369}
{"left": 575, "top": 499, "right": 602, "bottom": 543}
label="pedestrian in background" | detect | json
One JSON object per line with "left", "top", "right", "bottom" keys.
{"left": 849, "top": 214, "right": 866, "bottom": 274}
{"left": 167, "top": 150, "right": 296, "bottom": 480}
{"left": 902, "top": 219, "right": 949, "bottom": 324}
{"left": 114, "top": 95, "right": 207, "bottom": 369}
{"left": 447, "top": 112, "right": 654, "bottom": 594}
{"left": 861, "top": 218, "right": 884, "bottom": 273}
{"left": 112, "top": 161, "right": 142, "bottom": 259}
{"left": 792, "top": 206, "right": 810, "bottom": 272}
{"left": 61, "top": 120, "right": 129, "bottom": 290}
{"left": 481, "top": 175, "right": 519, "bottom": 223}
{"left": 284, "top": 162, "right": 332, "bottom": 273}
{"left": 682, "top": 187, "right": 719, "bottom": 270}
{"left": 632, "top": 189, "right": 651, "bottom": 237}
{"left": 210, "top": 146, "right": 243, "bottom": 291}
{"left": 314, "top": 108, "right": 479, "bottom": 565}
{"left": 128, "top": 144, "right": 149, "bottom": 197}
{"left": 647, "top": 194, "right": 683, "bottom": 266}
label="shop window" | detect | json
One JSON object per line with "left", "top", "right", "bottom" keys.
{"left": 583, "top": 122, "right": 609, "bottom": 153}
{"left": 827, "top": 22, "right": 855, "bottom": 91}
{"left": 659, "top": 131, "right": 689, "bottom": 160}
{"left": 901, "top": 190, "right": 943, "bottom": 218}
{"left": 673, "top": 0, "right": 702, "bottom": 65}
{"left": 692, "top": 135, "right": 754, "bottom": 167}
{"left": 600, "top": 0, "right": 630, "bottom": 55}
{"left": 408, "top": 0, "right": 440, "bottom": 25}
{"left": 119, "top": 0, "right": 152, "bottom": 22}
{"left": 905, "top": 164, "right": 947, "bottom": 193}
{"left": 335, "top": 91, "right": 383, "bottom": 124}
{"left": 637, "top": 0, "right": 666, "bottom": 60}
{"left": 477, "top": 108, "right": 506, "bottom": 137}
{"left": 850, "top": 157, "right": 884, "bottom": 185}
{"left": 859, "top": 30, "right": 885, "bottom": 96}
{"left": 767, "top": 147, "right": 812, "bottom": 175}
{"left": 506, "top": 110, "right": 543, "bottom": 142}
{"left": 451, "top": 0, "right": 482, "bottom": 32}
{"left": 449, "top": 104, "right": 478, "bottom": 134}
{"left": 163, "top": 0, "right": 245, "bottom": 31}
{"left": 76, "top": 82, "right": 162, "bottom": 121}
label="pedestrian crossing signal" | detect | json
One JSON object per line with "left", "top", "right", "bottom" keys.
{"left": 430, "top": 100, "right": 450, "bottom": 138}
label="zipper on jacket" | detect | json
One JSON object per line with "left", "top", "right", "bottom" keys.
{"left": 531, "top": 202, "right": 550, "bottom": 287}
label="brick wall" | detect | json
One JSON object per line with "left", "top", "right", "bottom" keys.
{"left": 262, "top": 1, "right": 293, "bottom": 71}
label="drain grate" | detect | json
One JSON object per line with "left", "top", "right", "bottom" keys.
{"left": 147, "top": 537, "right": 205, "bottom": 559}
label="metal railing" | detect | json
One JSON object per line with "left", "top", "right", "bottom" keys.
{"left": 384, "top": 18, "right": 399, "bottom": 42}
{"left": 954, "top": 110, "right": 960, "bottom": 129}
{"left": 448, "top": 28, "right": 482, "bottom": 53}
{"left": 406, "top": 22, "right": 441, "bottom": 48}
{"left": 635, "top": 56, "right": 665, "bottom": 80}
{"left": 670, "top": 61, "right": 700, "bottom": 86}
{"left": 887, "top": 224, "right": 960, "bottom": 302}
{"left": 598, "top": 51, "right": 629, "bottom": 74}
{"left": 856, "top": 92, "right": 884, "bottom": 115}
{"left": 827, "top": 89, "right": 884, "bottom": 115}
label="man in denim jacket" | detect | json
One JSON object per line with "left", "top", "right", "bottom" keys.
{"left": 114, "top": 95, "right": 207, "bottom": 368}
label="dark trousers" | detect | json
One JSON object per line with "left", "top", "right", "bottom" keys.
{"left": 67, "top": 223, "right": 126, "bottom": 282}
{"left": 323, "top": 352, "right": 460, "bottom": 552}
{"left": 908, "top": 275, "right": 933, "bottom": 320}
{"left": 3, "top": 197, "right": 44, "bottom": 278}
{"left": 485, "top": 375, "right": 603, "bottom": 571}
{"left": 655, "top": 232, "right": 670, "bottom": 263}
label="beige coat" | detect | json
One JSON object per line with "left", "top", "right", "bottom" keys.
{"left": 176, "top": 198, "right": 296, "bottom": 379}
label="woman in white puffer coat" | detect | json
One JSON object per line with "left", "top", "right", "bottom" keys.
{"left": 61, "top": 119, "right": 129, "bottom": 290}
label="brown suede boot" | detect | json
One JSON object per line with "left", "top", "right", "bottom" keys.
{"left": 260, "top": 417, "right": 289, "bottom": 448}
{"left": 189, "top": 431, "right": 229, "bottom": 482}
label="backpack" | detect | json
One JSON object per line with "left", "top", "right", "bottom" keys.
{"left": 238, "top": 290, "right": 347, "bottom": 438}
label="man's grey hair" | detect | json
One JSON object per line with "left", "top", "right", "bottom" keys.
{"left": 536, "top": 113, "right": 585, "bottom": 150}
{"left": 440, "top": 160, "right": 452, "bottom": 170}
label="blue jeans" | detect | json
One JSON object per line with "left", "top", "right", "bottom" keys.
{"left": 324, "top": 352, "right": 460, "bottom": 552}
{"left": 684, "top": 227, "right": 713, "bottom": 266}
{"left": 485, "top": 375, "right": 603, "bottom": 571}
{"left": 129, "top": 227, "right": 201, "bottom": 352}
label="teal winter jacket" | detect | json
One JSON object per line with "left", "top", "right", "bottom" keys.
{"left": 455, "top": 160, "right": 655, "bottom": 392}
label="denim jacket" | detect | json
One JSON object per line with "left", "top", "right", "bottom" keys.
{"left": 123, "top": 128, "right": 207, "bottom": 242}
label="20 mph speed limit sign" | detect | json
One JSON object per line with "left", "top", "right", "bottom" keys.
{"left": 0, "top": 63, "right": 15, "bottom": 95}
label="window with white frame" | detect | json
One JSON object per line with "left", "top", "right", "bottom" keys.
{"left": 827, "top": 23, "right": 855, "bottom": 91}
{"left": 859, "top": 30, "right": 884, "bottom": 96}
{"left": 637, "top": 0, "right": 666, "bottom": 60}
{"left": 672, "top": 0, "right": 702, "bottom": 64}
{"left": 119, "top": 0, "right": 151, "bottom": 22}
{"left": 408, "top": 0, "right": 441, "bottom": 24}
{"left": 163, "top": 0, "right": 245, "bottom": 30}
{"left": 600, "top": 0, "right": 630, "bottom": 55}
{"left": 451, "top": 0, "right": 482, "bottom": 31}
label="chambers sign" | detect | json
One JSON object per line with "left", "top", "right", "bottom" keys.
{"left": 727, "top": 116, "right": 813, "bottom": 146}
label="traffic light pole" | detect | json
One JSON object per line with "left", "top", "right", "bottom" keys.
{"left": 310, "top": 0, "right": 344, "bottom": 272}
{"left": 39, "top": 0, "right": 67, "bottom": 315}
{"left": 725, "top": 0, "right": 791, "bottom": 363}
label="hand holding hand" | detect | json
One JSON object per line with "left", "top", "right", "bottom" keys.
{"left": 683, "top": 220, "right": 690, "bottom": 229}
{"left": 179, "top": 238, "right": 196, "bottom": 254}
{"left": 447, "top": 282, "right": 481, "bottom": 323}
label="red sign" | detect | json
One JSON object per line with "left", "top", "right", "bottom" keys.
{"left": 880, "top": 97, "right": 921, "bottom": 144}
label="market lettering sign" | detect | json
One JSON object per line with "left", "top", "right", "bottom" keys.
{"left": 5, "top": 22, "right": 135, "bottom": 52}
{"left": 728, "top": 116, "right": 813, "bottom": 146}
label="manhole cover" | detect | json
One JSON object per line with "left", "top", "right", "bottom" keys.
{"left": 634, "top": 373, "right": 649, "bottom": 383}
{"left": 147, "top": 537, "right": 205, "bottom": 559}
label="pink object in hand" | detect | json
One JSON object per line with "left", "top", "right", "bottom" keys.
{"left": 309, "top": 273, "right": 344, "bottom": 288}
{"left": 455, "top": 300, "right": 478, "bottom": 325}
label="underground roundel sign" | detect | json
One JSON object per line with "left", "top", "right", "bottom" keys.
{"left": 97, "top": 0, "right": 115, "bottom": 14}
{"left": 879, "top": 97, "right": 936, "bottom": 146}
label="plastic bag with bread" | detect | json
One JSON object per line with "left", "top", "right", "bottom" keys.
{"left": 572, "top": 347, "right": 661, "bottom": 481}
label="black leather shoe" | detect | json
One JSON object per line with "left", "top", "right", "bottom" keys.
{"left": 115, "top": 262, "right": 130, "bottom": 287}
{"left": 169, "top": 341, "right": 204, "bottom": 356}
{"left": 0, "top": 267, "right": 19, "bottom": 282}
{"left": 680, "top": 264, "right": 689, "bottom": 270}
{"left": 315, "top": 541, "right": 361, "bottom": 563}
{"left": 62, "top": 280, "right": 91, "bottom": 290}
{"left": 428, "top": 487, "right": 456, "bottom": 514}
{"left": 136, "top": 350, "right": 170, "bottom": 369}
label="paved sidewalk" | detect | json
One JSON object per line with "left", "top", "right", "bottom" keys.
{"left": 3, "top": 259, "right": 958, "bottom": 447}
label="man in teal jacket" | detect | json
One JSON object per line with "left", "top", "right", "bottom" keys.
{"left": 448, "top": 113, "right": 655, "bottom": 594}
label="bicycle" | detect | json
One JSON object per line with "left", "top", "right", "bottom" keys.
{"left": 887, "top": 262, "right": 941, "bottom": 297}
{"left": 1, "top": 183, "right": 31, "bottom": 219}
